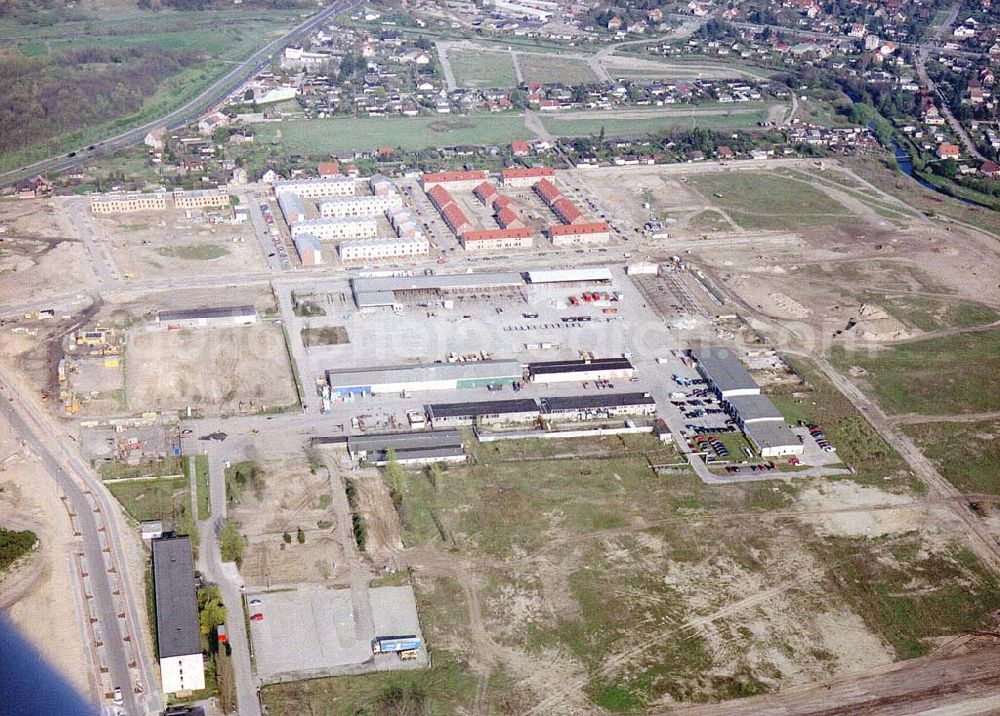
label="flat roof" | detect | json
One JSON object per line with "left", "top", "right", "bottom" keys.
{"left": 348, "top": 429, "right": 463, "bottom": 453}
{"left": 744, "top": 420, "right": 800, "bottom": 450}
{"left": 541, "top": 392, "right": 654, "bottom": 412}
{"left": 528, "top": 357, "right": 633, "bottom": 375}
{"left": 151, "top": 536, "right": 201, "bottom": 659}
{"left": 426, "top": 398, "right": 539, "bottom": 419}
{"left": 726, "top": 394, "right": 784, "bottom": 422}
{"left": 689, "top": 347, "right": 759, "bottom": 393}
{"left": 327, "top": 359, "right": 523, "bottom": 388}
{"left": 525, "top": 268, "right": 613, "bottom": 284}
{"left": 351, "top": 272, "right": 524, "bottom": 307}
{"left": 157, "top": 305, "right": 255, "bottom": 322}
{"left": 293, "top": 234, "right": 322, "bottom": 251}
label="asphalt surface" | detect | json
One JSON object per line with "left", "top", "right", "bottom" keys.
{"left": 0, "top": 365, "right": 153, "bottom": 715}
{"left": 0, "top": 0, "right": 363, "bottom": 192}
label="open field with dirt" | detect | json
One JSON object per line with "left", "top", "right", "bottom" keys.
{"left": 94, "top": 206, "right": 266, "bottom": 280}
{"left": 125, "top": 323, "right": 297, "bottom": 415}
{"left": 542, "top": 102, "right": 784, "bottom": 139}
{"left": 231, "top": 458, "right": 345, "bottom": 585}
{"left": 902, "top": 419, "right": 1000, "bottom": 496}
{"left": 830, "top": 329, "right": 1000, "bottom": 416}
{"left": 262, "top": 435, "right": 1000, "bottom": 714}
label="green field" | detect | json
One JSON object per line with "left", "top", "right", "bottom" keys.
{"left": 518, "top": 53, "right": 599, "bottom": 86}
{"left": 100, "top": 456, "right": 184, "bottom": 481}
{"left": 688, "top": 171, "right": 853, "bottom": 230}
{"left": 107, "top": 475, "right": 190, "bottom": 523}
{"left": 902, "top": 419, "right": 1000, "bottom": 495}
{"left": 256, "top": 115, "right": 534, "bottom": 154}
{"left": 829, "top": 329, "right": 1000, "bottom": 416}
{"left": 868, "top": 296, "right": 998, "bottom": 333}
{"left": 158, "top": 244, "right": 230, "bottom": 261}
{"left": 687, "top": 209, "right": 734, "bottom": 233}
{"left": 450, "top": 49, "right": 518, "bottom": 88}
{"left": 191, "top": 455, "right": 211, "bottom": 520}
{"left": 0, "top": 8, "right": 298, "bottom": 172}
{"left": 541, "top": 104, "right": 779, "bottom": 140}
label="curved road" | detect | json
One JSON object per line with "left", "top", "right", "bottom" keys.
{"left": 0, "top": 0, "right": 362, "bottom": 191}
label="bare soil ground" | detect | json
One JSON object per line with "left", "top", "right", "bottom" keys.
{"left": 93, "top": 207, "right": 267, "bottom": 280}
{"left": 350, "top": 468, "right": 402, "bottom": 555}
{"left": 234, "top": 458, "right": 347, "bottom": 586}
{"left": 125, "top": 323, "right": 296, "bottom": 415}
{"left": 0, "top": 411, "right": 89, "bottom": 694}
{"left": 0, "top": 200, "right": 98, "bottom": 307}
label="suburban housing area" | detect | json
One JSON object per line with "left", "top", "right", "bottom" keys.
{"left": 0, "top": 0, "right": 999, "bottom": 715}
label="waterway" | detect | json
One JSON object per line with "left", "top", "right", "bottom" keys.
{"left": 891, "top": 142, "right": 984, "bottom": 208}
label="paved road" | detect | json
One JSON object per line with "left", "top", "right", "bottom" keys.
{"left": 0, "top": 0, "right": 363, "bottom": 191}
{"left": 915, "top": 3, "right": 985, "bottom": 162}
{"left": 192, "top": 448, "right": 261, "bottom": 716}
{"left": 0, "top": 363, "right": 158, "bottom": 716}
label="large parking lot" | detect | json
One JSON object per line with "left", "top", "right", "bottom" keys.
{"left": 247, "top": 584, "right": 427, "bottom": 684}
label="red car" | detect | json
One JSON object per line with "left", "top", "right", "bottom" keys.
{"left": 250, "top": 613, "right": 264, "bottom": 622}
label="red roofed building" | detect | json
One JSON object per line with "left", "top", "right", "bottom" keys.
{"left": 427, "top": 184, "right": 455, "bottom": 210}
{"left": 493, "top": 195, "right": 514, "bottom": 211}
{"left": 511, "top": 141, "right": 531, "bottom": 157}
{"left": 501, "top": 166, "right": 556, "bottom": 188}
{"left": 937, "top": 143, "right": 960, "bottom": 159}
{"left": 441, "top": 203, "right": 473, "bottom": 236}
{"left": 473, "top": 181, "right": 499, "bottom": 207}
{"left": 552, "top": 196, "right": 583, "bottom": 224}
{"left": 534, "top": 178, "right": 563, "bottom": 206}
{"left": 980, "top": 160, "right": 1000, "bottom": 179}
{"left": 496, "top": 206, "right": 523, "bottom": 229}
{"left": 318, "top": 161, "right": 340, "bottom": 177}
{"left": 462, "top": 227, "right": 533, "bottom": 252}
{"left": 421, "top": 169, "right": 488, "bottom": 190}
{"left": 548, "top": 222, "right": 611, "bottom": 247}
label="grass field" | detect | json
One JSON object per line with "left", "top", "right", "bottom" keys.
{"left": 767, "top": 358, "right": 915, "bottom": 491}
{"left": 192, "top": 455, "right": 211, "bottom": 520}
{"left": 100, "top": 456, "right": 184, "bottom": 481}
{"left": 902, "top": 419, "right": 1000, "bottom": 495}
{"left": 256, "top": 115, "right": 534, "bottom": 155}
{"left": 829, "top": 329, "right": 1000, "bottom": 415}
{"left": 542, "top": 103, "right": 779, "bottom": 140}
{"left": 107, "top": 475, "right": 190, "bottom": 523}
{"left": 518, "top": 54, "right": 599, "bottom": 86}
{"left": 450, "top": 49, "right": 518, "bottom": 88}
{"left": 0, "top": 9, "right": 297, "bottom": 172}
{"left": 867, "top": 296, "right": 998, "bottom": 333}
{"left": 157, "top": 244, "right": 230, "bottom": 261}
{"left": 688, "top": 171, "right": 853, "bottom": 230}
{"left": 687, "top": 209, "right": 733, "bottom": 233}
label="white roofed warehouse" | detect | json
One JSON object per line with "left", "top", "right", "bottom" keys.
{"left": 327, "top": 360, "right": 523, "bottom": 396}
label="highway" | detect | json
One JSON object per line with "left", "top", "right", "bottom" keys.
{"left": 0, "top": 0, "right": 363, "bottom": 192}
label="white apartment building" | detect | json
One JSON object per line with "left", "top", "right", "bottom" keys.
{"left": 274, "top": 176, "right": 356, "bottom": 199}
{"left": 338, "top": 236, "right": 430, "bottom": 262}
{"left": 319, "top": 193, "right": 403, "bottom": 218}
{"left": 291, "top": 217, "right": 378, "bottom": 241}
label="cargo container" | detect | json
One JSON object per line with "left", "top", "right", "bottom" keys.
{"left": 372, "top": 635, "right": 423, "bottom": 654}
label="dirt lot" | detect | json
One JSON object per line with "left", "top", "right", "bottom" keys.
{"left": 0, "top": 200, "right": 98, "bottom": 307}
{"left": 0, "top": 411, "right": 89, "bottom": 695}
{"left": 92, "top": 207, "right": 267, "bottom": 280}
{"left": 125, "top": 323, "right": 297, "bottom": 415}
{"left": 233, "top": 458, "right": 347, "bottom": 585}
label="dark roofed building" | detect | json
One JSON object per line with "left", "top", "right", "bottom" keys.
{"left": 541, "top": 392, "right": 656, "bottom": 418}
{"left": 156, "top": 305, "right": 257, "bottom": 329}
{"left": 151, "top": 536, "right": 205, "bottom": 694}
{"left": 527, "top": 358, "right": 634, "bottom": 383}
{"left": 425, "top": 399, "right": 540, "bottom": 426}
{"left": 346, "top": 430, "right": 466, "bottom": 465}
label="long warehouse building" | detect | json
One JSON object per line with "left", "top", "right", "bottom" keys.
{"left": 326, "top": 360, "right": 523, "bottom": 396}
{"left": 689, "top": 347, "right": 760, "bottom": 399}
{"left": 527, "top": 357, "right": 634, "bottom": 383}
{"left": 350, "top": 272, "right": 525, "bottom": 308}
{"left": 346, "top": 430, "right": 466, "bottom": 465}
{"left": 152, "top": 536, "right": 205, "bottom": 695}
{"left": 425, "top": 398, "right": 540, "bottom": 427}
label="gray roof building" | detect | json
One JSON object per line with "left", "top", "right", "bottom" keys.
{"left": 426, "top": 398, "right": 539, "bottom": 421}
{"left": 347, "top": 430, "right": 465, "bottom": 464}
{"left": 541, "top": 392, "right": 655, "bottom": 413}
{"left": 725, "top": 394, "right": 784, "bottom": 423}
{"left": 528, "top": 357, "right": 633, "bottom": 376}
{"left": 151, "top": 536, "right": 201, "bottom": 660}
{"left": 351, "top": 272, "right": 524, "bottom": 307}
{"left": 689, "top": 347, "right": 759, "bottom": 397}
{"left": 157, "top": 305, "right": 256, "bottom": 323}
{"left": 743, "top": 421, "right": 801, "bottom": 454}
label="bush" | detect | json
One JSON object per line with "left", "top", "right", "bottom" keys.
{"left": 352, "top": 514, "right": 367, "bottom": 550}
{"left": 0, "top": 529, "right": 37, "bottom": 571}
{"left": 296, "top": 527, "right": 305, "bottom": 544}
{"left": 282, "top": 531, "right": 291, "bottom": 544}
{"left": 219, "top": 521, "right": 245, "bottom": 566}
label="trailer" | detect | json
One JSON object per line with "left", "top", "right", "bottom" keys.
{"left": 372, "top": 635, "right": 423, "bottom": 654}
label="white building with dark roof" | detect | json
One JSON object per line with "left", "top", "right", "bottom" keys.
{"left": 152, "top": 536, "right": 205, "bottom": 695}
